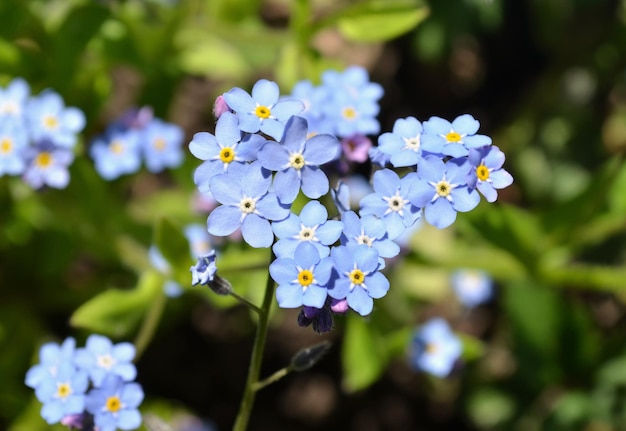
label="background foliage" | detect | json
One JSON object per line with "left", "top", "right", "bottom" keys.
{"left": 3, "top": 0, "right": 626, "bottom": 430}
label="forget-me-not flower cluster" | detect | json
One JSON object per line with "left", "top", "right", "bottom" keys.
{"left": 0, "top": 78, "right": 85, "bottom": 189}
{"left": 90, "top": 106, "right": 184, "bottom": 180}
{"left": 25, "top": 335, "right": 144, "bottom": 431}
{"left": 189, "top": 66, "right": 514, "bottom": 329}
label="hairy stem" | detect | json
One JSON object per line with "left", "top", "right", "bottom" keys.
{"left": 232, "top": 252, "right": 276, "bottom": 431}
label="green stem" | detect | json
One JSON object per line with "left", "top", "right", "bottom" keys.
{"left": 229, "top": 290, "right": 262, "bottom": 315}
{"left": 232, "top": 253, "right": 276, "bottom": 431}
{"left": 252, "top": 366, "right": 293, "bottom": 392}
{"left": 133, "top": 291, "right": 166, "bottom": 361}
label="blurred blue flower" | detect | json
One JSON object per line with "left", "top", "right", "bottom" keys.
{"left": 23, "top": 142, "right": 74, "bottom": 189}
{"left": 272, "top": 200, "right": 343, "bottom": 259}
{"left": 328, "top": 244, "right": 389, "bottom": 316}
{"left": 451, "top": 269, "right": 494, "bottom": 308}
{"left": 223, "top": 79, "right": 304, "bottom": 140}
{"left": 190, "top": 250, "right": 217, "bottom": 286}
{"left": 25, "top": 337, "right": 77, "bottom": 390}
{"left": 141, "top": 118, "right": 184, "bottom": 173}
{"left": 0, "top": 120, "right": 28, "bottom": 176}
{"left": 270, "top": 242, "right": 334, "bottom": 309}
{"left": 184, "top": 224, "right": 213, "bottom": 258}
{"left": 340, "top": 210, "right": 400, "bottom": 260}
{"left": 409, "top": 318, "right": 462, "bottom": 377}
{"left": 288, "top": 79, "right": 334, "bottom": 135}
{"left": 467, "top": 145, "right": 514, "bottom": 202}
{"left": 410, "top": 156, "right": 480, "bottom": 229}
{"left": 74, "top": 334, "right": 137, "bottom": 387}
{"left": 331, "top": 175, "right": 373, "bottom": 216}
{"left": 148, "top": 245, "right": 171, "bottom": 275}
{"left": 26, "top": 90, "right": 85, "bottom": 148}
{"left": 321, "top": 66, "right": 383, "bottom": 138}
{"left": 90, "top": 129, "right": 142, "bottom": 180}
{"left": 359, "top": 169, "right": 422, "bottom": 239}
{"left": 34, "top": 362, "right": 88, "bottom": 424}
{"left": 377, "top": 116, "right": 425, "bottom": 168}
{"left": 85, "top": 374, "right": 143, "bottom": 431}
{"left": 258, "top": 115, "right": 340, "bottom": 204}
{"left": 189, "top": 112, "right": 265, "bottom": 193}
{"left": 0, "top": 78, "right": 30, "bottom": 120}
{"left": 207, "top": 161, "right": 289, "bottom": 248}
{"left": 421, "top": 114, "right": 491, "bottom": 158}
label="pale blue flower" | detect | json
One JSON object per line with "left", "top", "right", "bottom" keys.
{"left": 410, "top": 156, "right": 480, "bottom": 229}
{"left": 25, "top": 337, "right": 77, "bottom": 390}
{"left": 223, "top": 79, "right": 304, "bottom": 140}
{"left": 23, "top": 142, "right": 74, "bottom": 189}
{"left": 0, "top": 78, "right": 30, "bottom": 120}
{"left": 190, "top": 251, "right": 217, "bottom": 286}
{"left": 207, "top": 161, "right": 289, "bottom": 248}
{"left": 189, "top": 112, "right": 265, "bottom": 193}
{"left": 421, "top": 114, "right": 491, "bottom": 157}
{"left": 26, "top": 90, "right": 85, "bottom": 148}
{"left": 359, "top": 169, "right": 422, "bottom": 239}
{"left": 258, "top": 115, "right": 340, "bottom": 204}
{"left": 184, "top": 224, "right": 213, "bottom": 258}
{"left": 340, "top": 211, "right": 400, "bottom": 260}
{"left": 90, "top": 129, "right": 142, "bottom": 180}
{"left": 34, "top": 362, "right": 88, "bottom": 424}
{"left": 331, "top": 176, "right": 373, "bottom": 216}
{"left": 272, "top": 200, "right": 343, "bottom": 259}
{"left": 0, "top": 119, "right": 28, "bottom": 176}
{"left": 409, "top": 318, "right": 462, "bottom": 377}
{"left": 74, "top": 334, "right": 137, "bottom": 387}
{"left": 377, "top": 116, "right": 425, "bottom": 167}
{"left": 467, "top": 145, "right": 514, "bottom": 202}
{"left": 141, "top": 118, "right": 184, "bottom": 173}
{"left": 86, "top": 374, "right": 144, "bottom": 431}
{"left": 451, "top": 269, "right": 494, "bottom": 308}
{"left": 270, "top": 242, "right": 334, "bottom": 309}
{"left": 328, "top": 244, "right": 389, "bottom": 316}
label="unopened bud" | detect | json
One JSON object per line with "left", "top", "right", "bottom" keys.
{"left": 291, "top": 341, "right": 332, "bottom": 371}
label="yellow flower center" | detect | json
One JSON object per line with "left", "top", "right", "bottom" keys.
{"left": 425, "top": 343, "right": 438, "bottom": 354}
{"left": 297, "top": 269, "right": 314, "bottom": 287}
{"left": 289, "top": 153, "right": 305, "bottom": 170}
{"left": 255, "top": 105, "right": 271, "bottom": 119}
{"left": 110, "top": 140, "right": 125, "bottom": 154}
{"left": 435, "top": 180, "right": 452, "bottom": 197}
{"left": 43, "top": 115, "right": 59, "bottom": 130}
{"left": 220, "top": 147, "right": 235, "bottom": 163}
{"left": 56, "top": 382, "right": 72, "bottom": 399}
{"left": 342, "top": 107, "right": 357, "bottom": 120}
{"left": 476, "top": 164, "right": 490, "bottom": 181}
{"left": 445, "top": 131, "right": 462, "bottom": 143}
{"left": 239, "top": 197, "right": 256, "bottom": 214}
{"left": 35, "top": 152, "right": 53, "bottom": 168}
{"left": 105, "top": 395, "right": 122, "bottom": 413}
{"left": 153, "top": 137, "right": 166, "bottom": 151}
{"left": 349, "top": 269, "right": 365, "bottom": 285}
{"left": 0, "top": 138, "right": 12, "bottom": 154}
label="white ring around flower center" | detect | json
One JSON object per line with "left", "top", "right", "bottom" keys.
{"left": 239, "top": 197, "right": 257, "bottom": 214}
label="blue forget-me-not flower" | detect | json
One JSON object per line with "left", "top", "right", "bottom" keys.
{"left": 85, "top": 374, "right": 144, "bottom": 431}
{"left": 467, "top": 145, "right": 514, "bottom": 203}
{"left": 376, "top": 116, "right": 425, "bottom": 168}
{"left": 421, "top": 114, "right": 491, "bottom": 158}
{"left": 451, "top": 269, "right": 494, "bottom": 308}
{"left": 409, "top": 318, "right": 462, "bottom": 377}
{"left": 74, "top": 334, "right": 137, "bottom": 388}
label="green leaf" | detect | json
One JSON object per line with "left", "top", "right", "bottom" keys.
{"left": 458, "top": 333, "right": 486, "bottom": 362}
{"left": 176, "top": 30, "right": 248, "bottom": 80}
{"left": 70, "top": 271, "right": 163, "bottom": 338}
{"left": 336, "top": 1, "right": 429, "bottom": 42}
{"left": 342, "top": 314, "right": 386, "bottom": 392}
{"left": 154, "top": 217, "right": 191, "bottom": 272}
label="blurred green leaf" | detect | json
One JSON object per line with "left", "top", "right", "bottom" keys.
{"left": 70, "top": 271, "right": 162, "bottom": 338}
{"left": 342, "top": 314, "right": 386, "bottom": 392}
{"left": 154, "top": 217, "right": 190, "bottom": 272}
{"left": 335, "top": 1, "right": 429, "bottom": 42}
{"left": 467, "top": 387, "right": 516, "bottom": 429}
{"left": 458, "top": 333, "right": 486, "bottom": 362}
{"left": 176, "top": 30, "right": 248, "bottom": 80}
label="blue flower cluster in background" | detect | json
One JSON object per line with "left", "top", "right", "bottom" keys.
{"left": 189, "top": 65, "right": 514, "bottom": 330}
{"left": 25, "top": 335, "right": 144, "bottom": 431}
{"left": 90, "top": 106, "right": 184, "bottom": 180}
{"left": 0, "top": 78, "right": 85, "bottom": 189}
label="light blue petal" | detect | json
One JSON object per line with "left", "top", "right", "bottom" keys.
{"left": 273, "top": 169, "right": 300, "bottom": 204}
{"left": 303, "top": 134, "right": 341, "bottom": 165}
{"left": 241, "top": 162, "right": 272, "bottom": 197}
{"left": 328, "top": 277, "right": 351, "bottom": 300}
{"left": 251, "top": 79, "right": 279, "bottom": 106}
{"left": 281, "top": 116, "right": 308, "bottom": 149}
{"left": 301, "top": 167, "right": 329, "bottom": 199}
{"left": 207, "top": 206, "right": 242, "bottom": 236}
{"left": 121, "top": 382, "right": 144, "bottom": 407}
{"left": 316, "top": 220, "right": 343, "bottom": 245}
{"left": 372, "top": 169, "right": 400, "bottom": 196}
{"left": 302, "top": 285, "right": 327, "bottom": 308}
{"left": 236, "top": 112, "right": 261, "bottom": 133}
{"left": 118, "top": 409, "right": 143, "bottom": 429}
{"left": 423, "top": 116, "right": 451, "bottom": 135}
{"left": 209, "top": 173, "right": 242, "bottom": 205}
{"left": 451, "top": 114, "right": 479, "bottom": 135}
{"left": 347, "top": 287, "right": 374, "bottom": 316}
{"left": 223, "top": 87, "right": 254, "bottom": 113}
{"left": 366, "top": 271, "right": 389, "bottom": 299}
{"left": 256, "top": 192, "right": 290, "bottom": 220}
{"left": 425, "top": 198, "right": 457, "bottom": 229}
{"left": 489, "top": 169, "right": 514, "bottom": 189}
{"left": 276, "top": 284, "right": 304, "bottom": 308}
{"left": 477, "top": 182, "right": 498, "bottom": 202}
{"left": 270, "top": 258, "right": 297, "bottom": 285}
{"left": 258, "top": 142, "right": 289, "bottom": 171}
{"left": 260, "top": 118, "right": 285, "bottom": 141}
{"left": 272, "top": 213, "right": 299, "bottom": 238}
{"left": 299, "top": 200, "right": 327, "bottom": 225}
{"left": 113, "top": 363, "right": 137, "bottom": 381}
{"left": 215, "top": 112, "right": 241, "bottom": 146}
{"left": 273, "top": 99, "right": 305, "bottom": 121}
{"left": 241, "top": 214, "right": 274, "bottom": 248}
{"left": 451, "top": 187, "right": 480, "bottom": 212}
